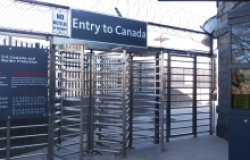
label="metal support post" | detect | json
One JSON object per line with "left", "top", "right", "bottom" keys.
{"left": 139, "top": 62, "right": 142, "bottom": 92}
{"left": 87, "top": 51, "right": 94, "bottom": 153}
{"left": 122, "top": 51, "right": 127, "bottom": 158}
{"left": 154, "top": 53, "right": 160, "bottom": 144}
{"left": 192, "top": 55, "right": 197, "bottom": 137}
{"left": 210, "top": 57, "right": 216, "bottom": 135}
{"left": 98, "top": 55, "right": 103, "bottom": 142}
{"left": 128, "top": 53, "right": 133, "bottom": 149}
{"left": 6, "top": 119, "right": 11, "bottom": 160}
{"left": 6, "top": 32, "right": 12, "bottom": 160}
{"left": 159, "top": 52, "right": 165, "bottom": 151}
{"left": 166, "top": 54, "right": 171, "bottom": 142}
{"left": 58, "top": 48, "right": 64, "bottom": 150}
{"left": 209, "top": 34, "right": 215, "bottom": 135}
{"left": 48, "top": 36, "right": 56, "bottom": 160}
{"left": 8, "top": 36, "right": 12, "bottom": 46}
{"left": 209, "top": 34, "right": 213, "bottom": 56}
{"left": 79, "top": 44, "right": 85, "bottom": 160}
{"left": 57, "top": 48, "right": 62, "bottom": 147}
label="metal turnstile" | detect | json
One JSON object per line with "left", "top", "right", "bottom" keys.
{"left": 132, "top": 53, "right": 165, "bottom": 148}
{"left": 52, "top": 44, "right": 90, "bottom": 160}
{"left": 49, "top": 47, "right": 214, "bottom": 159}
{"left": 92, "top": 51, "right": 132, "bottom": 157}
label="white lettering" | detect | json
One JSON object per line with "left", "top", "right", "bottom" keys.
{"left": 103, "top": 24, "right": 108, "bottom": 33}
{"left": 72, "top": 19, "right": 146, "bottom": 39}
{"left": 79, "top": 21, "right": 85, "bottom": 30}
{"left": 94, "top": 25, "right": 101, "bottom": 35}
{"left": 115, "top": 26, "right": 146, "bottom": 39}
{"left": 73, "top": 18, "right": 78, "bottom": 29}
{"left": 73, "top": 18, "right": 101, "bottom": 35}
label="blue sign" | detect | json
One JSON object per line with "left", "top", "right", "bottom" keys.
{"left": 71, "top": 9, "right": 147, "bottom": 48}
{"left": 0, "top": 46, "right": 48, "bottom": 120}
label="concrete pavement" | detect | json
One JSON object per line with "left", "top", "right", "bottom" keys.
{"left": 89, "top": 135, "right": 228, "bottom": 160}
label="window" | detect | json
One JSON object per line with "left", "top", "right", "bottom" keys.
{"left": 232, "top": 23, "right": 250, "bottom": 64}
{"left": 232, "top": 69, "right": 250, "bottom": 110}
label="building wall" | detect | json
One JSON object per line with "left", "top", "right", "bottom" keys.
{"left": 216, "top": 1, "right": 250, "bottom": 139}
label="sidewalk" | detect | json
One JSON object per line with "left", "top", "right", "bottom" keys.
{"left": 91, "top": 135, "right": 228, "bottom": 160}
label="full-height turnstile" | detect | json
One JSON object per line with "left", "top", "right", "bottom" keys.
{"left": 91, "top": 51, "right": 132, "bottom": 156}
{"left": 49, "top": 45, "right": 214, "bottom": 159}
{"left": 52, "top": 44, "right": 90, "bottom": 160}
{"left": 131, "top": 53, "right": 165, "bottom": 147}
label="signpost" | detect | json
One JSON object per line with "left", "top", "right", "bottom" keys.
{"left": 0, "top": 46, "right": 48, "bottom": 119}
{"left": 71, "top": 9, "right": 148, "bottom": 48}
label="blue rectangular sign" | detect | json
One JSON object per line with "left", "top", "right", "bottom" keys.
{"left": 0, "top": 46, "right": 48, "bottom": 120}
{"left": 71, "top": 9, "right": 147, "bottom": 47}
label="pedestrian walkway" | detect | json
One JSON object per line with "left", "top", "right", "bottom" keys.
{"left": 89, "top": 135, "right": 228, "bottom": 160}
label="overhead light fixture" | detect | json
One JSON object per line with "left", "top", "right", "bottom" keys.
{"left": 154, "top": 34, "right": 169, "bottom": 47}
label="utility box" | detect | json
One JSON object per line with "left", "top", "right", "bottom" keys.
{"left": 229, "top": 114, "right": 250, "bottom": 160}
{"left": 230, "top": 69, "right": 250, "bottom": 160}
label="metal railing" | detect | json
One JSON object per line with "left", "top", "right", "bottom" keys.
{"left": 0, "top": 35, "right": 215, "bottom": 160}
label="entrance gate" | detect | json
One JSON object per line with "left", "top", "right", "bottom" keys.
{"left": 52, "top": 44, "right": 90, "bottom": 160}
{"left": 50, "top": 45, "right": 216, "bottom": 159}
{"left": 91, "top": 51, "right": 132, "bottom": 155}
{"left": 132, "top": 53, "right": 164, "bottom": 146}
{"left": 167, "top": 55, "right": 196, "bottom": 138}
{"left": 162, "top": 53, "right": 215, "bottom": 140}
{"left": 0, "top": 40, "right": 216, "bottom": 160}
{"left": 0, "top": 1, "right": 217, "bottom": 159}
{"left": 0, "top": 28, "right": 216, "bottom": 160}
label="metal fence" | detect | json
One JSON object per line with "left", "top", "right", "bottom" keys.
{"left": 162, "top": 52, "right": 216, "bottom": 140}
{"left": 0, "top": 1, "right": 216, "bottom": 159}
{"left": 0, "top": 34, "right": 216, "bottom": 160}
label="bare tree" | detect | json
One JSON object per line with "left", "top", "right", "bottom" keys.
{"left": 232, "top": 24, "right": 250, "bottom": 64}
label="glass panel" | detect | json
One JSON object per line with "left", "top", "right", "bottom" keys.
{"left": 232, "top": 23, "right": 250, "bottom": 64}
{"left": 232, "top": 69, "right": 250, "bottom": 110}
